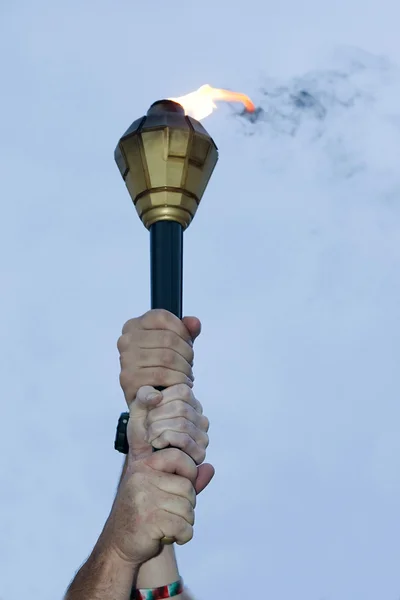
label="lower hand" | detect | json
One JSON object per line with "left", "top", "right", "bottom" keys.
{"left": 102, "top": 449, "right": 201, "bottom": 566}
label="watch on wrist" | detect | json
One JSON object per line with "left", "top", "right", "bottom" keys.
{"left": 114, "top": 412, "right": 130, "bottom": 454}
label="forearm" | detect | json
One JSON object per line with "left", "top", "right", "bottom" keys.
{"left": 118, "top": 458, "right": 181, "bottom": 589}
{"left": 119, "top": 459, "right": 195, "bottom": 599}
{"left": 64, "top": 539, "right": 138, "bottom": 600}
{"left": 136, "top": 544, "right": 194, "bottom": 599}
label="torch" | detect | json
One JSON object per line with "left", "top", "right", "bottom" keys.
{"left": 114, "top": 86, "right": 255, "bottom": 544}
{"left": 114, "top": 97, "right": 218, "bottom": 320}
{"left": 114, "top": 84, "right": 255, "bottom": 329}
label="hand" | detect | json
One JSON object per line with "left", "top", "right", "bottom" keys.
{"left": 127, "top": 384, "right": 210, "bottom": 464}
{"left": 102, "top": 449, "right": 207, "bottom": 566}
{"left": 117, "top": 309, "right": 201, "bottom": 406}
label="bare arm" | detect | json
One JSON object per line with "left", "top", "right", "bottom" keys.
{"left": 64, "top": 536, "right": 138, "bottom": 600}
{"left": 65, "top": 310, "right": 209, "bottom": 600}
{"left": 119, "top": 457, "right": 196, "bottom": 600}
{"left": 63, "top": 531, "right": 195, "bottom": 600}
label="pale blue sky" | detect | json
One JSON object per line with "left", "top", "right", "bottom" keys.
{"left": 1, "top": 1, "right": 400, "bottom": 599}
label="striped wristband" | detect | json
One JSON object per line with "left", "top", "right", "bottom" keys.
{"left": 133, "top": 578, "right": 183, "bottom": 599}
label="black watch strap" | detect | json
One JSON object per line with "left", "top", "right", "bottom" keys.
{"left": 114, "top": 412, "right": 130, "bottom": 454}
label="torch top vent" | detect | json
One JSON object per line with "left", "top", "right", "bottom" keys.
{"left": 147, "top": 99, "right": 184, "bottom": 116}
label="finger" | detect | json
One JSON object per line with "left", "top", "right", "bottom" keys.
{"left": 150, "top": 430, "right": 207, "bottom": 465}
{"left": 154, "top": 472, "right": 196, "bottom": 507}
{"left": 148, "top": 417, "right": 208, "bottom": 449}
{"left": 158, "top": 495, "right": 195, "bottom": 525}
{"left": 195, "top": 463, "right": 215, "bottom": 495}
{"left": 121, "top": 369, "right": 193, "bottom": 403}
{"left": 181, "top": 316, "right": 202, "bottom": 342}
{"left": 147, "top": 400, "right": 206, "bottom": 428}
{"left": 136, "top": 330, "right": 194, "bottom": 365}
{"left": 120, "top": 316, "right": 141, "bottom": 336}
{"left": 139, "top": 310, "right": 193, "bottom": 344}
{"left": 156, "top": 384, "right": 203, "bottom": 415}
{"left": 157, "top": 511, "right": 194, "bottom": 546}
{"left": 135, "top": 348, "right": 193, "bottom": 380}
{"left": 146, "top": 448, "right": 198, "bottom": 485}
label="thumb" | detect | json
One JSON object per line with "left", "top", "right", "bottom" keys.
{"left": 129, "top": 386, "right": 162, "bottom": 418}
{"left": 127, "top": 386, "right": 163, "bottom": 451}
{"left": 182, "top": 316, "right": 202, "bottom": 343}
{"left": 195, "top": 463, "right": 215, "bottom": 495}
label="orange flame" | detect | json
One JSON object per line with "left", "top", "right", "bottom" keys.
{"left": 169, "top": 84, "right": 256, "bottom": 120}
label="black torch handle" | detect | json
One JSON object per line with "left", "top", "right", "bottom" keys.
{"left": 150, "top": 220, "right": 183, "bottom": 319}
{"left": 150, "top": 221, "right": 183, "bottom": 397}
{"left": 149, "top": 220, "right": 184, "bottom": 547}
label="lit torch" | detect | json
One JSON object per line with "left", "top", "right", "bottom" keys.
{"left": 169, "top": 83, "right": 256, "bottom": 120}
{"left": 114, "top": 85, "right": 255, "bottom": 543}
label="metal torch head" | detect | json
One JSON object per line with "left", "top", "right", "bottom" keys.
{"left": 114, "top": 100, "right": 219, "bottom": 230}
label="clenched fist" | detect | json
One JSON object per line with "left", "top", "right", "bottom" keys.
{"left": 117, "top": 309, "right": 201, "bottom": 405}
{"left": 103, "top": 448, "right": 200, "bottom": 567}
{"left": 128, "top": 384, "right": 210, "bottom": 464}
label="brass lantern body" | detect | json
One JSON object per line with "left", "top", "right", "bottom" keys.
{"left": 114, "top": 100, "right": 219, "bottom": 230}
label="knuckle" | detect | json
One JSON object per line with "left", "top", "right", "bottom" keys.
{"left": 119, "top": 370, "right": 131, "bottom": 392}
{"left": 151, "top": 308, "right": 174, "bottom": 328}
{"left": 196, "top": 448, "right": 206, "bottom": 465}
{"left": 181, "top": 476, "right": 194, "bottom": 498}
{"left": 121, "top": 318, "right": 138, "bottom": 335}
{"left": 182, "top": 433, "right": 192, "bottom": 448}
{"left": 177, "top": 401, "right": 191, "bottom": 418}
{"left": 116, "top": 334, "right": 127, "bottom": 353}
{"left": 177, "top": 524, "right": 194, "bottom": 545}
{"left": 184, "top": 502, "right": 195, "bottom": 525}
{"left": 188, "top": 347, "right": 194, "bottom": 364}
{"left": 176, "top": 418, "right": 189, "bottom": 432}
{"left": 176, "top": 383, "right": 192, "bottom": 401}
{"left": 200, "top": 415, "right": 210, "bottom": 432}
{"left": 158, "top": 431, "right": 170, "bottom": 446}
{"left": 173, "top": 432, "right": 192, "bottom": 452}
{"left": 139, "top": 310, "right": 154, "bottom": 325}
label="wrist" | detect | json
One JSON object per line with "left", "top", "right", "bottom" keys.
{"left": 98, "top": 536, "right": 141, "bottom": 573}
{"left": 134, "top": 578, "right": 184, "bottom": 600}
{"left": 97, "top": 528, "right": 142, "bottom": 572}
{"left": 136, "top": 544, "right": 179, "bottom": 589}
{"left": 108, "top": 544, "right": 141, "bottom": 572}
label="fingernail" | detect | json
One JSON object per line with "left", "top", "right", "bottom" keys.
{"left": 147, "top": 392, "right": 160, "bottom": 401}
